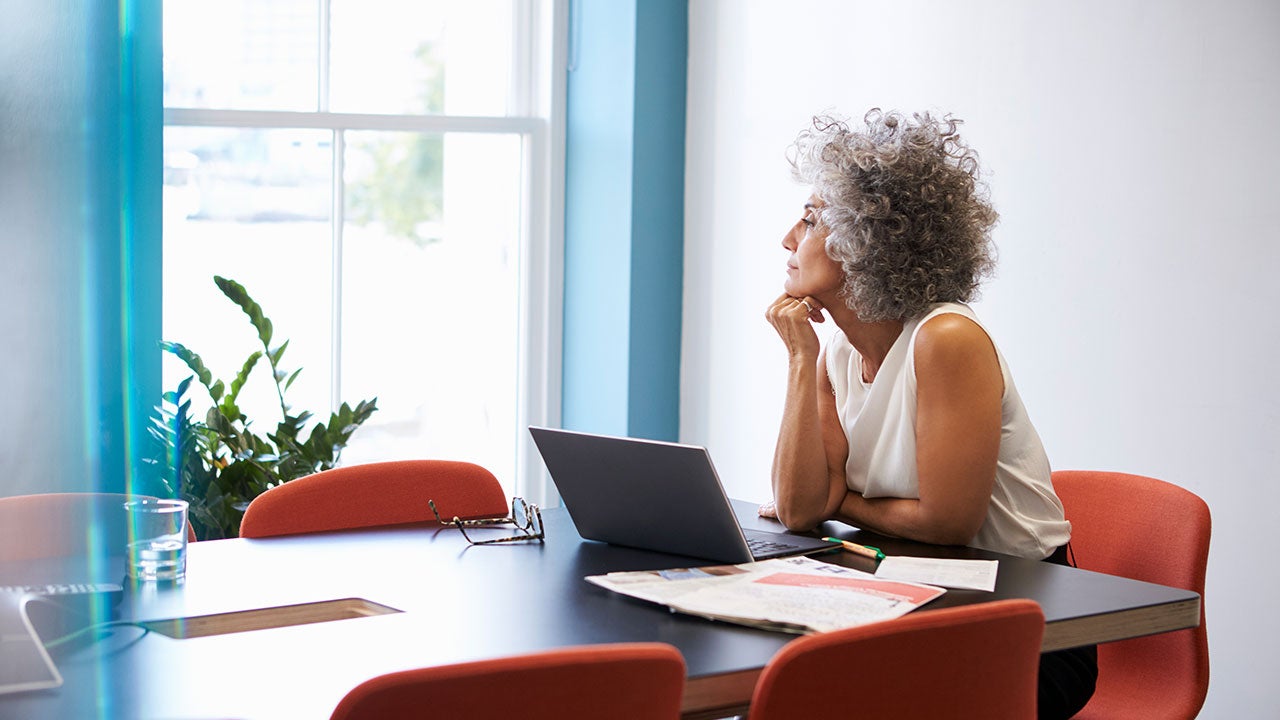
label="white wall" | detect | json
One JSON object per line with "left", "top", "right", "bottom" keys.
{"left": 681, "top": 1, "right": 1279, "bottom": 715}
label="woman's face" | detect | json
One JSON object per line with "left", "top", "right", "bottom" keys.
{"left": 782, "top": 194, "right": 844, "bottom": 299}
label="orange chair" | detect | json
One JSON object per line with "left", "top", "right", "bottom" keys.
{"left": 747, "top": 599, "right": 1044, "bottom": 720}
{"left": 1052, "top": 470, "right": 1211, "bottom": 720}
{"left": 239, "top": 460, "right": 509, "bottom": 538}
{"left": 0, "top": 492, "right": 197, "bottom": 561}
{"left": 329, "top": 642, "right": 686, "bottom": 720}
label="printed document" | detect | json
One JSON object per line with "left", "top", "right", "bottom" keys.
{"left": 874, "top": 556, "right": 999, "bottom": 592}
{"left": 587, "top": 556, "right": 945, "bottom": 634}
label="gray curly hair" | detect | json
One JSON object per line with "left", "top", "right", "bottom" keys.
{"left": 788, "top": 109, "right": 998, "bottom": 322}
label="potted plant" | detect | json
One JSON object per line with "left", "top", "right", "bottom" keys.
{"left": 148, "top": 276, "right": 377, "bottom": 539}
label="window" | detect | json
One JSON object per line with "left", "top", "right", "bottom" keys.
{"left": 162, "top": 0, "right": 564, "bottom": 498}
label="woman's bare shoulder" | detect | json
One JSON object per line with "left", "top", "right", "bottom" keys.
{"left": 913, "top": 313, "right": 998, "bottom": 377}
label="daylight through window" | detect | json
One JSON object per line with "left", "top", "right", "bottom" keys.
{"left": 162, "top": 0, "right": 562, "bottom": 497}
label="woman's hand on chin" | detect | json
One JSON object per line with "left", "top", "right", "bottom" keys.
{"left": 765, "top": 293, "right": 825, "bottom": 359}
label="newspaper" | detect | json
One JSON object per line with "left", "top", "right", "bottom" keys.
{"left": 586, "top": 556, "right": 945, "bottom": 634}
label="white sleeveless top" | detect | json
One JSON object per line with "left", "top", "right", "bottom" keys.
{"left": 825, "top": 302, "right": 1070, "bottom": 559}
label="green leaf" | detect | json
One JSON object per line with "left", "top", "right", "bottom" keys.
{"left": 284, "top": 368, "right": 303, "bottom": 391}
{"left": 215, "top": 276, "right": 273, "bottom": 348}
{"left": 206, "top": 406, "right": 233, "bottom": 433}
{"left": 161, "top": 342, "right": 217, "bottom": 396}
{"left": 270, "top": 339, "right": 290, "bottom": 366}
{"left": 218, "top": 398, "right": 243, "bottom": 423}
{"left": 229, "top": 351, "right": 262, "bottom": 402}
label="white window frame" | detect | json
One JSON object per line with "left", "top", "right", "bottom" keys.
{"left": 162, "top": 0, "right": 567, "bottom": 503}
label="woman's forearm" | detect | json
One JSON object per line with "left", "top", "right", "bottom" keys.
{"left": 771, "top": 355, "right": 839, "bottom": 531}
{"left": 834, "top": 492, "right": 981, "bottom": 546}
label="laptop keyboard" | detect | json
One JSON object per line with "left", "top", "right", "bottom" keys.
{"left": 742, "top": 529, "right": 838, "bottom": 560}
{"left": 0, "top": 583, "right": 123, "bottom": 596}
{"left": 746, "top": 536, "right": 800, "bottom": 554}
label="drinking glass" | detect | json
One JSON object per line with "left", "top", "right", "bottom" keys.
{"left": 124, "top": 498, "right": 189, "bottom": 581}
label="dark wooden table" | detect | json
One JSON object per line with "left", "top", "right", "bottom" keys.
{"left": 0, "top": 501, "right": 1200, "bottom": 719}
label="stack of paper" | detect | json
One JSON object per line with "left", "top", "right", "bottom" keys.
{"left": 586, "top": 555, "right": 945, "bottom": 634}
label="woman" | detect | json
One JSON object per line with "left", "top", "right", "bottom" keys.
{"left": 762, "top": 110, "right": 1095, "bottom": 720}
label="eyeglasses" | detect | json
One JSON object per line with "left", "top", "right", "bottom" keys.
{"left": 428, "top": 497, "right": 545, "bottom": 545}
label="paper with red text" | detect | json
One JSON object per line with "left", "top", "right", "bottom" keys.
{"left": 586, "top": 555, "right": 945, "bottom": 634}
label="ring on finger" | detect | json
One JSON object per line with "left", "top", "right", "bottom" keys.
{"left": 800, "top": 299, "right": 813, "bottom": 313}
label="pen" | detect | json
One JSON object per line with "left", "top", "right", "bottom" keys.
{"left": 823, "top": 536, "right": 885, "bottom": 561}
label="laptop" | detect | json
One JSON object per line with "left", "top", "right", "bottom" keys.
{"left": 528, "top": 427, "right": 837, "bottom": 564}
{"left": 0, "top": 591, "right": 63, "bottom": 696}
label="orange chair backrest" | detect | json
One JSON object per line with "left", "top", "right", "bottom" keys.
{"left": 0, "top": 492, "right": 197, "bottom": 561}
{"left": 747, "top": 599, "right": 1044, "bottom": 720}
{"left": 329, "top": 642, "right": 686, "bottom": 720}
{"left": 239, "top": 460, "right": 509, "bottom": 538}
{"left": 1052, "top": 470, "right": 1211, "bottom": 719}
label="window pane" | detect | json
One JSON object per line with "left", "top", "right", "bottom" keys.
{"left": 162, "top": 126, "right": 334, "bottom": 428}
{"left": 164, "top": 0, "right": 318, "bottom": 111}
{"left": 339, "top": 131, "right": 523, "bottom": 488}
{"left": 329, "top": 0, "right": 515, "bottom": 116}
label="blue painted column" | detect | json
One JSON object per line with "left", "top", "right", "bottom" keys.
{"left": 85, "top": 0, "right": 165, "bottom": 496}
{"left": 118, "top": 0, "right": 165, "bottom": 497}
{"left": 562, "top": 0, "right": 687, "bottom": 441}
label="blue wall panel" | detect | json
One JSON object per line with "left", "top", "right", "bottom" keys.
{"left": 563, "top": 0, "right": 687, "bottom": 442}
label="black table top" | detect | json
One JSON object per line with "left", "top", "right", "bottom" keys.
{"left": 0, "top": 500, "right": 1200, "bottom": 719}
